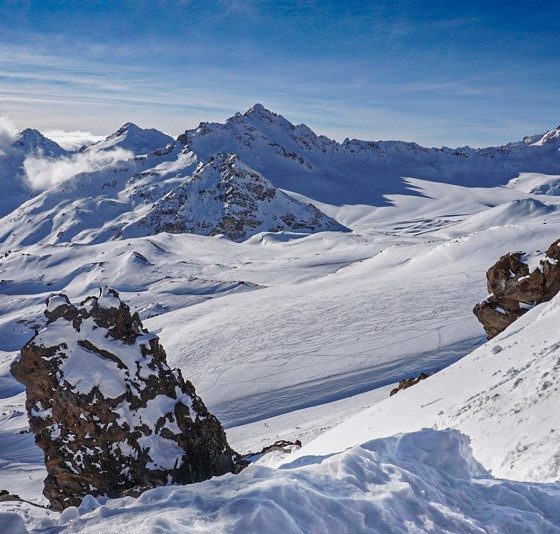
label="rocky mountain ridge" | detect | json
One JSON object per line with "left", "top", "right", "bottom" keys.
{"left": 1, "top": 104, "right": 560, "bottom": 248}
{"left": 123, "top": 153, "right": 347, "bottom": 242}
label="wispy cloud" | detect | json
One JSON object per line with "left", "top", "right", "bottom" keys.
{"left": 0, "top": 116, "right": 18, "bottom": 157}
{"left": 220, "top": 0, "right": 260, "bottom": 16}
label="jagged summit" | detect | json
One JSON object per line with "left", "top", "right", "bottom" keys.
{"left": 243, "top": 102, "right": 272, "bottom": 116}
{"left": 530, "top": 125, "right": 560, "bottom": 146}
{"left": 121, "top": 152, "right": 347, "bottom": 241}
{"left": 113, "top": 122, "right": 145, "bottom": 136}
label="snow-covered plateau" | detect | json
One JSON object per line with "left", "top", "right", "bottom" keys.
{"left": 2, "top": 105, "right": 560, "bottom": 532}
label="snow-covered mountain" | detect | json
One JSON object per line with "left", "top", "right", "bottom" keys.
{"left": 178, "top": 104, "right": 560, "bottom": 224}
{"left": 85, "top": 122, "right": 174, "bottom": 154}
{"left": 11, "top": 129, "right": 68, "bottom": 158}
{"left": 123, "top": 153, "right": 347, "bottom": 242}
{"left": 0, "top": 129, "right": 68, "bottom": 217}
{"left": 2, "top": 104, "right": 560, "bottom": 246}
{"left": 2, "top": 106, "right": 560, "bottom": 531}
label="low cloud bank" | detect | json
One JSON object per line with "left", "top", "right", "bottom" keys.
{"left": 42, "top": 129, "right": 106, "bottom": 151}
{"left": 23, "top": 147, "right": 132, "bottom": 190}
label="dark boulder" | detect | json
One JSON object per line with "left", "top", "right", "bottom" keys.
{"left": 473, "top": 239, "right": 560, "bottom": 338}
{"left": 11, "top": 287, "right": 243, "bottom": 511}
{"left": 390, "top": 372, "right": 433, "bottom": 396}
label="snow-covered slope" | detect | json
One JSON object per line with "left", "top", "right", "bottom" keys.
{"left": 0, "top": 143, "right": 195, "bottom": 249}
{"left": 433, "top": 198, "right": 556, "bottom": 239}
{"left": 290, "top": 290, "right": 560, "bottom": 483}
{"left": 86, "top": 122, "right": 173, "bottom": 154}
{"left": 5, "top": 428, "right": 560, "bottom": 533}
{"left": 507, "top": 172, "right": 560, "bottom": 196}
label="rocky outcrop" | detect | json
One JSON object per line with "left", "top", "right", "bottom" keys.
{"left": 473, "top": 239, "right": 560, "bottom": 338}
{"left": 389, "top": 372, "right": 433, "bottom": 396}
{"left": 11, "top": 288, "right": 243, "bottom": 511}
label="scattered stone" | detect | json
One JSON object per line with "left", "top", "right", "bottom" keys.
{"left": 0, "top": 489, "right": 23, "bottom": 503}
{"left": 242, "top": 439, "right": 302, "bottom": 463}
{"left": 390, "top": 372, "right": 434, "bottom": 396}
{"left": 11, "top": 287, "right": 244, "bottom": 511}
{"left": 473, "top": 238, "right": 560, "bottom": 338}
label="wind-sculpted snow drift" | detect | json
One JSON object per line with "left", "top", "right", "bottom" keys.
{"left": 11, "top": 288, "right": 242, "bottom": 511}
{"left": 15, "top": 429, "right": 560, "bottom": 533}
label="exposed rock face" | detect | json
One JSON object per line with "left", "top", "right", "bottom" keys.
{"left": 389, "top": 372, "right": 433, "bottom": 396}
{"left": 123, "top": 153, "right": 348, "bottom": 242}
{"left": 473, "top": 239, "right": 560, "bottom": 338}
{"left": 11, "top": 288, "right": 242, "bottom": 511}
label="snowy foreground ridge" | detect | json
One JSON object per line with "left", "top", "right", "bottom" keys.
{"left": 3, "top": 429, "right": 560, "bottom": 533}
{"left": 2, "top": 105, "right": 560, "bottom": 531}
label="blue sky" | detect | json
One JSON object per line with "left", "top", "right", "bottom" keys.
{"left": 0, "top": 0, "right": 559, "bottom": 146}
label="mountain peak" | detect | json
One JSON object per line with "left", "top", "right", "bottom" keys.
{"left": 243, "top": 103, "right": 279, "bottom": 119}
{"left": 92, "top": 123, "right": 174, "bottom": 154}
{"left": 122, "top": 153, "right": 347, "bottom": 242}
{"left": 114, "top": 122, "right": 143, "bottom": 137}
{"left": 529, "top": 125, "right": 560, "bottom": 146}
{"left": 11, "top": 128, "right": 66, "bottom": 156}
{"left": 15, "top": 128, "right": 48, "bottom": 143}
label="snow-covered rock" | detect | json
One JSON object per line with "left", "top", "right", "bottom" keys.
{"left": 11, "top": 288, "right": 242, "bottom": 511}
{"left": 123, "top": 153, "right": 347, "bottom": 242}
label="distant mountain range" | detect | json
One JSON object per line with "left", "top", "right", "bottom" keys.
{"left": 1, "top": 104, "right": 559, "bottom": 246}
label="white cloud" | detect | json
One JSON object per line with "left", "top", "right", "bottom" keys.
{"left": 42, "top": 129, "right": 106, "bottom": 150}
{"left": 23, "top": 147, "right": 132, "bottom": 191}
{"left": 0, "top": 116, "right": 18, "bottom": 157}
